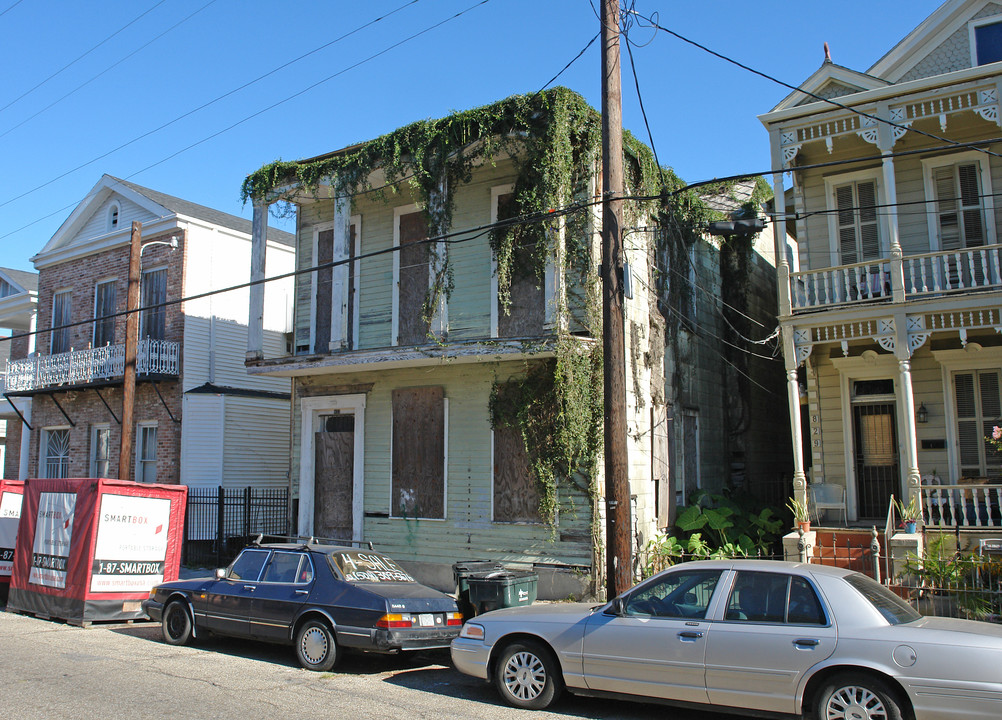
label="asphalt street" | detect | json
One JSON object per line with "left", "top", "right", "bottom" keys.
{"left": 0, "top": 606, "right": 749, "bottom": 720}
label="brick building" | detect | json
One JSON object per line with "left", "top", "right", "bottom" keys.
{"left": 1, "top": 176, "right": 295, "bottom": 490}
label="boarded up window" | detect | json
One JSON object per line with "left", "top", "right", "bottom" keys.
{"left": 315, "top": 225, "right": 357, "bottom": 353}
{"left": 493, "top": 420, "right": 541, "bottom": 523}
{"left": 314, "top": 229, "right": 333, "bottom": 353}
{"left": 497, "top": 193, "right": 544, "bottom": 337}
{"left": 398, "top": 211, "right": 430, "bottom": 345}
{"left": 391, "top": 386, "right": 445, "bottom": 519}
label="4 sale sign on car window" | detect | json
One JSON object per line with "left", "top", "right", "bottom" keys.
{"left": 90, "top": 494, "right": 172, "bottom": 592}
{"left": 28, "top": 491, "right": 76, "bottom": 589}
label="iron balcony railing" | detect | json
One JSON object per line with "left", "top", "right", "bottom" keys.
{"left": 3, "top": 339, "right": 180, "bottom": 392}
{"left": 789, "top": 242, "right": 1002, "bottom": 312}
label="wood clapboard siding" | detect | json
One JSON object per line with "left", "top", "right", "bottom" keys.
{"left": 77, "top": 196, "right": 157, "bottom": 240}
{"left": 814, "top": 352, "right": 847, "bottom": 485}
{"left": 183, "top": 315, "right": 289, "bottom": 392}
{"left": 293, "top": 361, "right": 594, "bottom": 568}
{"left": 910, "top": 348, "right": 951, "bottom": 477}
{"left": 222, "top": 395, "right": 290, "bottom": 489}
{"left": 180, "top": 394, "right": 224, "bottom": 486}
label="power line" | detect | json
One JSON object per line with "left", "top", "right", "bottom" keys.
{"left": 1, "top": 1, "right": 168, "bottom": 114}
{"left": 626, "top": 8, "right": 1002, "bottom": 162}
{"left": 0, "top": 0, "right": 434, "bottom": 211}
{"left": 0, "top": 0, "right": 222, "bottom": 140}
{"left": 0, "top": 0, "right": 25, "bottom": 19}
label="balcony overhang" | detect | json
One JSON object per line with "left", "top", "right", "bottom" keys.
{"left": 245, "top": 336, "right": 571, "bottom": 378}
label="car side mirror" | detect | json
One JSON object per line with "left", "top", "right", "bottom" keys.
{"left": 608, "top": 597, "right": 626, "bottom": 616}
{"left": 215, "top": 568, "right": 227, "bottom": 580}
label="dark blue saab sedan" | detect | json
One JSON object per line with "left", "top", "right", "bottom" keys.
{"left": 142, "top": 539, "right": 463, "bottom": 671}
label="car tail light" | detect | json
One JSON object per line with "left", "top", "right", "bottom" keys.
{"left": 376, "top": 613, "right": 413, "bottom": 629}
{"left": 459, "top": 623, "right": 484, "bottom": 640}
{"left": 446, "top": 612, "right": 463, "bottom": 626}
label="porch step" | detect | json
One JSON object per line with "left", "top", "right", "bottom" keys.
{"left": 812, "top": 530, "right": 884, "bottom": 575}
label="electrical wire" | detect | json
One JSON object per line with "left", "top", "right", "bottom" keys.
{"left": 0, "top": 0, "right": 435, "bottom": 210}
{"left": 625, "top": 8, "right": 1002, "bottom": 162}
{"left": 1, "top": 1, "right": 168, "bottom": 114}
{"left": 0, "top": 0, "right": 25, "bottom": 19}
{"left": 0, "top": 0, "right": 222, "bottom": 140}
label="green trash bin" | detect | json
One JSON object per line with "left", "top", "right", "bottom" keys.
{"left": 467, "top": 570, "right": 538, "bottom": 615}
{"left": 453, "top": 560, "right": 503, "bottom": 619}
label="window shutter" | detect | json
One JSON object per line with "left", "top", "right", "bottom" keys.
{"left": 934, "top": 167, "right": 961, "bottom": 251}
{"left": 857, "top": 181, "right": 880, "bottom": 260}
{"left": 955, "top": 372, "right": 980, "bottom": 471}
{"left": 958, "top": 163, "right": 985, "bottom": 248}
{"left": 836, "top": 184, "right": 858, "bottom": 264}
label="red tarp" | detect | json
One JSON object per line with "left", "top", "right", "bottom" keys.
{"left": 0, "top": 479, "right": 25, "bottom": 591}
{"left": 8, "top": 478, "right": 186, "bottom": 623}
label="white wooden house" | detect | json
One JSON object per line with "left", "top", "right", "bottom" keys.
{"left": 761, "top": 0, "right": 1002, "bottom": 531}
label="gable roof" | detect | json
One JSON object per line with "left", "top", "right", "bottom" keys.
{"left": 768, "top": 62, "right": 891, "bottom": 113}
{"left": 867, "top": 0, "right": 998, "bottom": 82}
{"left": 38, "top": 174, "right": 293, "bottom": 261}
{"left": 0, "top": 267, "right": 38, "bottom": 294}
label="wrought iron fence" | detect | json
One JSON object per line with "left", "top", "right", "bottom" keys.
{"left": 183, "top": 486, "right": 290, "bottom": 568}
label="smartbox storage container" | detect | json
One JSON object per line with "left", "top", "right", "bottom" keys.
{"left": 7, "top": 477, "right": 186, "bottom": 624}
{"left": 0, "top": 479, "right": 25, "bottom": 597}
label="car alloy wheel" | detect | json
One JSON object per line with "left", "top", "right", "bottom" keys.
{"left": 295, "top": 619, "right": 339, "bottom": 672}
{"left": 494, "top": 640, "right": 562, "bottom": 710}
{"left": 816, "top": 673, "right": 904, "bottom": 720}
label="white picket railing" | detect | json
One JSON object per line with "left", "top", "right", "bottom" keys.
{"left": 921, "top": 482, "right": 1002, "bottom": 529}
{"left": 3, "top": 339, "right": 180, "bottom": 392}
{"left": 790, "top": 243, "right": 1002, "bottom": 312}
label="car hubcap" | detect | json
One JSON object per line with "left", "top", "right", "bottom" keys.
{"left": 166, "top": 609, "right": 185, "bottom": 639}
{"left": 502, "top": 651, "right": 545, "bottom": 701}
{"left": 825, "top": 685, "right": 887, "bottom": 720}
{"left": 301, "top": 627, "right": 328, "bottom": 665}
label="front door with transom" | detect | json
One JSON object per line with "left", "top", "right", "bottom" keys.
{"left": 314, "top": 413, "right": 354, "bottom": 542}
{"left": 851, "top": 380, "right": 899, "bottom": 520}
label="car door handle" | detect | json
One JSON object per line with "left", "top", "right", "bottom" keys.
{"left": 295, "top": 589, "right": 309, "bottom": 595}
{"left": 678, "top": 631, "right": 704, "bottom": 640}
{"left": 794, "top": 638, "right": 820, "bottom": 647}
{"left": 243, "top": 585, "right": 256, "bottom": 591}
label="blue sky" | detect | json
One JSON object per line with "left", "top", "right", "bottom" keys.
{"left": 0, "top": 0, "right": 944, "bottom": 273}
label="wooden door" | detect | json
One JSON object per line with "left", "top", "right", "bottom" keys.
{"left": 314, "top": 414, "right": 354, "bottom": 541}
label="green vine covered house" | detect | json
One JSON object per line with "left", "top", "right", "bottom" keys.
{"left": 241, "top": 88, "right": 788, "bottom": 597}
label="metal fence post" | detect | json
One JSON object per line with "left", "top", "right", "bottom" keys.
{"left": 216, "top": 486, "right": 225, "bottom": 568}
{"left": 244, "top": 486, "right": 251, "bottom": 543}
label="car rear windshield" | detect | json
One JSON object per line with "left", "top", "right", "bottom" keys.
{"left": 329, "top": 550, "right": 416, "bottom": 583}
{"left": 844, "top": 572, "right": 921, "bottom": 624}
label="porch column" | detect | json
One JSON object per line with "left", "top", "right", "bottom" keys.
{"left": 246, "top": 201, "right": 267, "bottom": 361}
{"left": 894, "top": 331, "right": 922, "bottom": 509}
{"left": 329, "top": 193, "right": 350, "bottom": 351}
{"left": 770, "top": 129, "right": 793, "bottom": 317}
{"left": 877, "top": 104, "right": 906, "bottom": 303}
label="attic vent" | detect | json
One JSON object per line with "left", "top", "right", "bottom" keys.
{"left": 108, "top": 203, "right": 120, "bottom": 231}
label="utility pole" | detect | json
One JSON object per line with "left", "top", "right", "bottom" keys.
{"left": 119, "top": 221, "right": 141, "bottom": 480}
{"left": 601, "top": 0, "right": 631, "bottom": 599}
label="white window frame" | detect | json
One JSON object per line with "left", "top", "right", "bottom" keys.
{"left": 136, "top": 422, "right": 158, "bottom": 483}
{"left": 969, "top": 14, "right": 1002, "bottom": 67}
{"left": 50, "top": 289, "right": 72, "bottom": 354}
{"left": 41, "top": 427, "right": 71, "bottom": 479}
{"left": 107, "top": 202, "right": 121, "bottom": 233}
{"left": 921, "top": 150, "right": 996, "bottom": 252}
{"left": 933, "top": 346, "right": 1002, "bottom": 483}
{"left": 92, "top": 278, "right": 117, "bottom": 348}
{"left": 140, "top": 265, "right": 167, "bottom": 340}
{"left": 823, "top": 168, "right": 885, "bottom": 267}
{"left": 90, "top": 424, "right": 111, "bottom": 477}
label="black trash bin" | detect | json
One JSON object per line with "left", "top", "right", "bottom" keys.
{"left": 453, "top": 560, "right": 504, "bottom": 619}
{"left": 466, "top": 569, "right": 538, "bottom": 615}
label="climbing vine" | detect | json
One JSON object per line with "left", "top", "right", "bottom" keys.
{"left": 242, "top": 87, "right": 769, "bottom": 530}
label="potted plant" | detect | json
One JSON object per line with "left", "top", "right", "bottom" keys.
{"left": 895, "top": 495, "right": 921, "bottom": 533}
{"left": 787, "top": 497, "right": 810, "bottom": 533}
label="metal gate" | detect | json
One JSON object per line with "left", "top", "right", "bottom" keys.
{"left": 852, "top": 402, "right": 898, "bottom": 520}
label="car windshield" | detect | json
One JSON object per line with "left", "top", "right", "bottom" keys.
{"left": 329, "top": 550, "right": 416, "bottom": 583}
{"left": 844, "top": 572, "right": 921, "bottom": 624}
